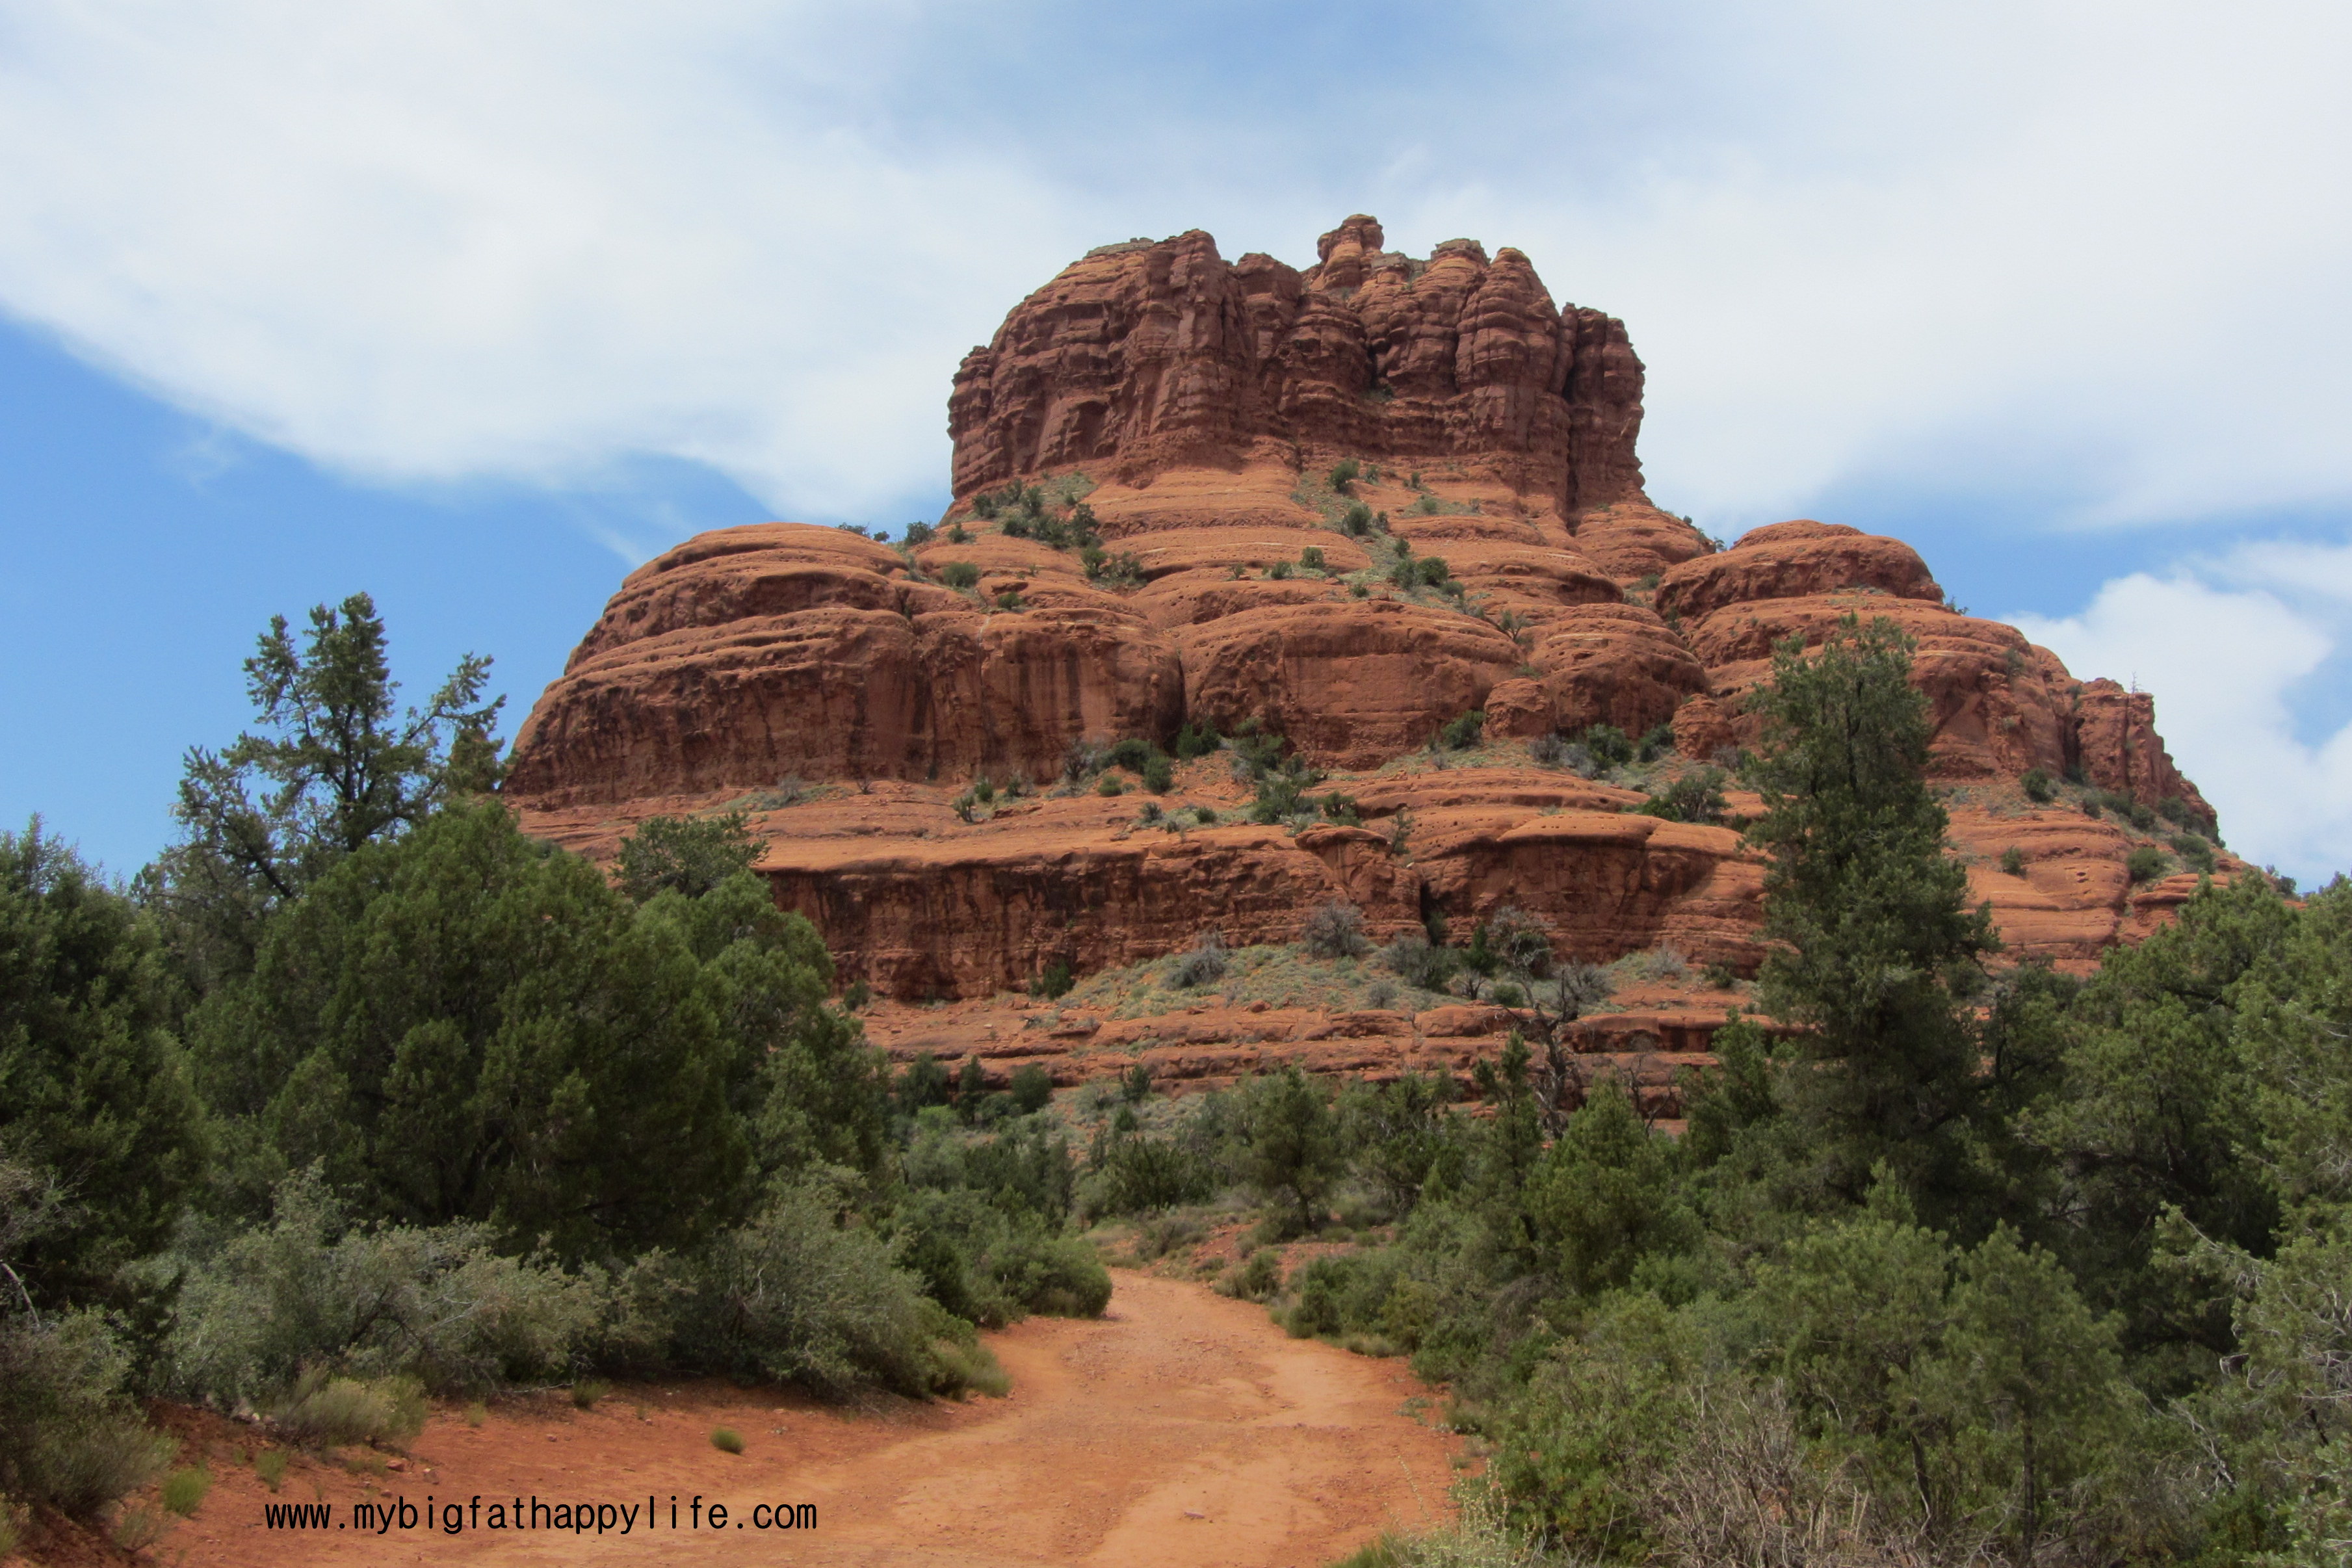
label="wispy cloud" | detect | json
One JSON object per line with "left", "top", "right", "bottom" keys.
{"left": 2011, "top": 540, "right": 2352, "bottom": 883}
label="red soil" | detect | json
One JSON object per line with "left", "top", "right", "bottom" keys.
{"left": 31, "top": 1272, "right": 1457, "bottom": 1568}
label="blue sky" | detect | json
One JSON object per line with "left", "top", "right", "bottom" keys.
{"left": 3, "top": 1, "right": 2349, "bottom": 883}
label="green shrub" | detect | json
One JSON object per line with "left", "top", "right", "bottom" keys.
{"left": 2020, "top": 767, "right": 2055, "bottom": 802}
{"left": 1329, "top": 458, "right": 1361, "bottom": 493}
{"left": 1191, "top": 804, "right": 1218, "bottom": 826}
{"left": 1301, "top": 900, "right": 1371, "bottom": 959}
{"left": 1088, "top": 1134, "right": 1212, "bottom": 1216}
{"left": 681, "top": 1182, "right": 971, "bottom": 1398}
{"left": 1417, "top": 556, "right": 1452, "bottom": 587}
{"left": 711, "top": 1427, "right": 744, "bottom": 1454}
{"left": 569, "top": 1378, "right": 610, "bottom": 1410}
{"left": 1268, "top": 558, "right": 1293, "bottom": 579}
{"left": 993, "top": 589, "right": 1026, "bottom": 612}
{"left": 2169, "top": 831, "right": 2216, "bottom": 873}
{"left": 902, "top": 520, "right": 935, "bottom": 547}
{"left": 1010, "top": 1064, "right": 1054, "bottom": 1115}
{"left": 2126, "top": 845, "right": 2169, "bottom": 882}
{"left": 1143, "top": 754, "right": 1175, "bottom": 793}
{"left": 943, "top": 561, "right": 980, "bottom": 590}
{"left": 161, "top": 1465, "right": 213, "bottom": 1517}
{"left": 1301, "top": 546, "right": 1326, "bottom": 571}
{"left": 1030, "top": 961, "right": 1075, "bottom": 1000}
{"left": 1173, "top": 722, "right": 1221, "bottom": 759}
{"left": 2002, "top": 844, "right": 2028, "bottom": 876}
{"left": 1439, "top": 711, "right": 1484, "bottom": 751}
{"left": 270, "top": 1369, "right": 426, "bottom": 1449}
{"left": 1174, "top": 932, "right": 1229, "bottom": 987}
{"left": 1580, "top": 723, "right": 1635, "bottom": 768}
{"left": 1638, "top": 767, "right": 1727, "bottom": 824}
{"left": 0, "top": 1309, "right": 174, "bottom": 1518}
{"left": 253, "top": 1448, "right": 289, "bottom": 1490}
{"left": 1222, "top": 1249, "right": 1284, "bottom": 1303}
{"left": 159, "top": 1170, "right": 603, "bottom": 1405}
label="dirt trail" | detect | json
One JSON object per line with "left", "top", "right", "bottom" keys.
{"left": 157, "top": 1270, "right": 1459, "bottom": 1568}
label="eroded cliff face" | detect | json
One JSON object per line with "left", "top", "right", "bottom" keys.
{"left": 945, "top": 216, "right": 1656, "bottom": 518}
{"left": 506, "top": 215, "right": 2228, "bottom": 1037}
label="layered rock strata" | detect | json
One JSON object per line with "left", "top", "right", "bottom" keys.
{"left": 506, "top": 215, "right": 2229, "bottom": 1052}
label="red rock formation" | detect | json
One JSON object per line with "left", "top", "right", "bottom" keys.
{"left": 947, "top": 215, "right": 1686, "bottom": 530}
{"left": 506, "top": 217, "right": 2228, "bottom": 1025}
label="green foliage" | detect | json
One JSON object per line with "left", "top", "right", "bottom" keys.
{"left": 2126, "top": 844, "right": 2170, "bottom": 882}
{"left": 1523, "top": 1081, "right": 1693, "bottom": 1296}
{"left": 157, "top": 1169, "right": 603, "bottom": 1404}
{"left": 2170, "top": 831, "right": 2217, "bottom": 873}
{"left": 902, "top": 519, "right": 935, "bottom": 547}
{"left": 2020, "top": 767, "right": 2055, "bottom": 802}
{"left": 1143, "top": 753, "right": 1175, "bottom": 793}
{"left": 1301, "top": 900, "right": 1370, "bottom": 959}
{"left": 1439, "top": 711, "right": 1484, "bottom": 751}
{"left": 1009, "top": 1064, "right": 1053, "bottom": 1115}
{"left": 1329, "top": 458, "right": 1361, "bottom": 493}
{"left": 1637, "top": 766, "right": 1727, "bottom": 824}
{"left": 1342, "top": 502, "right": 1374, "bottom": 535}
{"left": 1232, "top": 1066, "right": 1342, "bottom": 1233}
{"left": 682, "top": 1181, "right": 984, "bottom": 1398}
{"left": 272, "top": 1368, "right": 427, "bottom": 1448}
{"left": 942, "top": 561, "right": 980, "bottom": 590}
{"left": 1029, "top": 960, "right": 1075, "bottom": 1000}
{"left": 711, "top": 1426, "right": 744, "bottom": 1453}
{"left": 1268, "top": 558, "right": 1294, "bottom": 579}
{"left": 613, "top": 812, "right": 760, "bottom": 902}
{"left": 0, "top": 824, "right": 205, "bottom": 1303}
{"left": 1173, "top": 721, "right": 1221, "bottom": 759}
{"left": 1578, "top": 723, "right": 1634, "bottom": 768}
{"left": 189, "top": 804, "right": 877, "bottom": 1255}
{"left": 0, "top": 1305, "right": 174, "bottom": 1518}
{"left": 2001, "top": 844, "right": 2027, "bottom": 876}
{"left": 147, "top": 592, "right": 502, "bottom": 983}
{"left": 1300, "top": 545, "right": 1326, "bottom": 571}
{"left": 1739, "top": 616, "right": 1995, "bottom": 1215}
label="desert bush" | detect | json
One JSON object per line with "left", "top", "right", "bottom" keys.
{"left": 1380, "top": 931, "right": 1460, "bottom": 992}
{"left": 1417, "top": 556, "right": 1452, "bottom": 588}
{"left": 1612, "top": 945, "right": 1689, "bottom": 985}
{"left": 711, "top": 1426, "right": 744, "bottom": 1453}
{"left": 1578, "top": 723, "right": 1635, "bottom": 769}
{"left": 1329, "top": 458, "right": 1361, "bottom": 493}
{"left": 0, "top": 1309, "right": 174, "bottom": 1518}
{"left": 1638, "top": 766, "right": 1727, "bottom": 824}
{"left": 1120, "top": 1061, "right": 1155, "bottom": 1103}
{"left": 2020, "top": 766, "right": 2055, "bottom": 802}
{"left": 1439, "top": 711, "right": 1484, "bottom": 751}
{"left": 2170, "top": 831, "right": 2216, "bottom": 873}
{"left": 1173, "top": 932, "right": 1229, "bottom": 987}
{"left": 1173, "top": 721, "right": 1221, "bottom": 759}
{"left": 681, "top": 1181, "right": 971, "bottom": 1398}
{"left": 1220, "top": 1249, "right": 1284, "bottom": 1303}
{"left": 1268, "top": 558, "right": 1294, "bottom": 579}
{"left": 2002, "top": 844, "right": 2028, "bottom": 876}
{"left": 1030, "top": 960, "right": 1075, "bottom": 1000}
{"left": 1087, "top": 1134, "right": 1214, "bottom": 1216}
{"left": 942, "top": 561, "right": 980, "bottom": 590}
{"left": 902, "top": 519, "right": 935, "bottom": 547}
{"left": 270, "top": 1368, "right": 426, "bottom": 1449}
{"left": 1143, "top": 754, "right": 1175, "bottom": 793}
{"left": 1301, "top": 546, "right": 1326, "bottom": 571}
{"left": 159, "top": 1169, "right": 603, "bottom": 1404}
{"left": 2126, "top": 845, "right": 2169, "bottom": 883}
{"left": 1010, "top": 1064, "right": 1054, "bottom": 1115}
{"left": 569, "top": 1378, "right": 610, "bottom": 1410}
{"left": 254, "top": 1448, "right": 289, "bottom": 1489}
{"left": 1301, "top": 900, "right": 1372, "bottom": 959}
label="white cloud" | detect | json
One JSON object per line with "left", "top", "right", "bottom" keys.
{"left": 2, "top": 1, "right": 2350, "bottom": 534}
{"left": 2011, "top": 546, "right": 2352, "bottom": 883}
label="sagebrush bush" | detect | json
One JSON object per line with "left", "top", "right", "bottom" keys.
{"left": 0, "top": 1309, "right": 174, "bottom": 1518}
{"left": 1301, "top": 900, "right": 1372, "bottom": 959}
{"left": 1439, "top": 711, "right": 1484, "bottom": 751}
{"left": 1379, "top": 931, "right": 1459, "bottom": 992}
{"left": 1173, "top": 932, "right": 1229, "bottom": 987}
{"left": 2126, "top": 845, "right": 2169, "bottom": 883}
{"left": 159, "top": 1170, "right": 602, "bottom": 1404}
{"left": 2020, "top": 766, "right": 2055, "bottom": 802}
{"left": 161, "top": 1465, "right": 212, "bottom": 1517}
{"left": 271, "top": 1369, "right": 426, "bottom": 1449}
{"left": 942, "top": 561, "right": 980, "bottom": 590}
{"left": 680, "top": 1181, "right": 970, "bottom": 1398}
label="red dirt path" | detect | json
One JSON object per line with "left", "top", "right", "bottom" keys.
{"left": 111, "top": 1271, "right": 1459, "bottom": 1568}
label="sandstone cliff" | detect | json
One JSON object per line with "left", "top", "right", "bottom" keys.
{"left": 506, "top": 216, "right": 2232, "bottom": 1096}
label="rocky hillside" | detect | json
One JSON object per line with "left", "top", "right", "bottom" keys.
{"left": 506, "top": 217, "right": 2230, "bottom": 1101}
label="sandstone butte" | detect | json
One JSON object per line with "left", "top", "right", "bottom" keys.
{"left": 507, "top": 215, "right": 2236, "bottom": 1117}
